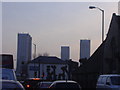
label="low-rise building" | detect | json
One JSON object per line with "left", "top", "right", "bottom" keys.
{"left": 27, "top": 56, "right": 69, "bottom": 81}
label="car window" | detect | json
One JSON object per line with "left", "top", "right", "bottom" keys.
{"left": 56, "top": 83, "right": 80, "bottom": 88}
{"left": 97, "top": 76, "right": 102, "bottom": 84}
{"left": 106, "top": 77, "right": 111, "bottom": 85}
{"left": 101, "top": 76, "right": 106, "bottom": 84}
{"left": 2, "top": 82, "right": 23, "bottom": 90}
{"left": 0, "top": 69, "right": 16, "bottom": 80}
{"left": 110, "top": 76, "right": 120, "bottom": 85}
{"left": 0, "top": 73, "right": 11, "bottom": 80}
{"left": 40, "top": 82, "right": 52, "bottom": 88}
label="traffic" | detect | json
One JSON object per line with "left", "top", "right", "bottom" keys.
{"left": 1, "top": 68, "right": 81, "bottom": 89}
{"left": 1, "top": 54, "right": 120, "bottom": 89}
{"left": 0, "top": 54, "right": 82, "bottom": 89}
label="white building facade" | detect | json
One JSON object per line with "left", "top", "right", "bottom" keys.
{"left": 16, "top": 33, "right": 32, "bottom": 75}
{"left": 80, "top": 40, "right": 90, "bottom": 59}
{"left": 28, "top": 56, "right": 69, "bottom": 80}
{"left": 61, "top": 46, "right": 70, "bottom": 61}
{"left": 118, "top": 1, "right": 120, "bottom": 15}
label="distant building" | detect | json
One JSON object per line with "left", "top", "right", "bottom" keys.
{"left": 61, "top": 46, "right": 70, "bottom": 61}
{"left": 118, "top": 1, "right": 120, "bottom": 15}
{"left": 16, "top": 33, "right": 32, "bottom": 76}
{"left": 80, "top": 40, "right": 90, "bottom": 59}
{"left": 28, "top": 56, "right": 69, "bottom": 80}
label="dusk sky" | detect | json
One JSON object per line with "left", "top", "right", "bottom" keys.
{"left": 2, "top": 1, "right": 118, "bottom": 61}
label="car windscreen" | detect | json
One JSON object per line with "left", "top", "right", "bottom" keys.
{"left": 56, "top": 82, "right": 80, "bottom": 88}
{"left": 110, "top": 76, "right": 120, "bottom": 85}
{"left": 40, "top": 82, "right": 52, "bottom": 88}
{"left": 0, "top": 69, "right": 16, "bottom": 80}
{"left": 0, "top": 73, "right": 15, "bottom": 80}
{"left": 2, "top": 82, "right": 23, "bottom": 90}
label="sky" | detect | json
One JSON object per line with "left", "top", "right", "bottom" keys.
{"left": 2, "top": 1, "right": 118, "bottom": 62}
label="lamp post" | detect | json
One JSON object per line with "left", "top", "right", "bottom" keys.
{"left": 33, "top": 43, "right": 37, "bottom": 78}
{"left": 89, "top": 6, "right": 105, "bottom": 74}
{"left": 33, "top": 43, "right": 36, "bottom": 59}
{"left": 89, "top": 6, "right": 104, "bottom": 43}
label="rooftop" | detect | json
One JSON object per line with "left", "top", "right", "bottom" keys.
{"left": 30, "top": 56, "right": 67, "bottom": 64}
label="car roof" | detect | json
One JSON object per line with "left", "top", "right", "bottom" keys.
{"left": 0, "top": 80, "right": 19, "bottom": 83}
{"left": 52, "top": 80, "right": 77, "bottom": 83}
{"left": 100, "top": 74, "right": 120, "bottom": 77}
{"left": 0, "top": 68, "right": 14, "bottom": 71}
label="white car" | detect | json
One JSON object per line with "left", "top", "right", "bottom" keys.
{"left": 49, "top": 80, "right": 81, "bottom": 89}
{"left": 96, "top": 74, "right": 120, "bottom": 89}
{"left": 0, "top": 68, "right": 17, "bottom": 81}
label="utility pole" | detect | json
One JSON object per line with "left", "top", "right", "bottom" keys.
{"left": 33, "top": 43, "right": 37, "bottom": 78}
{"left": 89, "top": 6, "right": 105, "bottom": 74}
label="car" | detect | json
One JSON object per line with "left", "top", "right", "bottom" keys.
{"left": 37, "top": 81, "right": 53, "bottom": 88}
{"left": 22, "top": 78, "right": 41, "bottom": 89}
{"left": 49, "top": 80, "right": 81, "bottom": 89}
{"left": 0, "top": 68, "right": 17, "bottom": 81}
{"left": 96, "top": 74, "right": 120, "bottom": 89}
{"left": 1, "top": 80, "right": 25, "bottom": 90}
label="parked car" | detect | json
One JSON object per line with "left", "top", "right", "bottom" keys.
{"left": 0, "top": 68, "right": 17, "bottom": 81}
{"left": 37, "top": 81, "right": 53, "bottom": 88}
{"left": 22, "top": 78, "right": 41, "bottom": 89}
{"left": 96, "top": 74, "right": 120, "bottom": 89}
{"left": 1, "top": 80, "right": 25, "bottom": 90}
{"left": 49, "top": 80, "right": 81, "bottom": 89}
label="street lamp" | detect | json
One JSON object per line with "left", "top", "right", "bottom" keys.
{"left": 33, "top": 43, "right": 37, "bottom": 78}
{"left": 89, "top": 6, "right": 105, "bottom": 74}
{"left": 33, "top": 43, "right": 36, "bottom": 59}
{"left": 89, "top": 6, "right": 104, "bottom": 43}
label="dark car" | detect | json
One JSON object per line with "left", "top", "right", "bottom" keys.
{"left": 49, "top": 80, "right": 81, "bottom": 89}
{"left": 22, "top": 78, "right": 41, "bottom": 89}
{"left": 1, "top": 80, "right": 25, "bottom": 90}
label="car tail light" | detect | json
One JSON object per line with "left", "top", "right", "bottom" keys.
{"left": 26, "top": 85, "right": 30, "bottom": 88}
{"left": 32, "top": 78, "right": 40, "bottom": 80}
